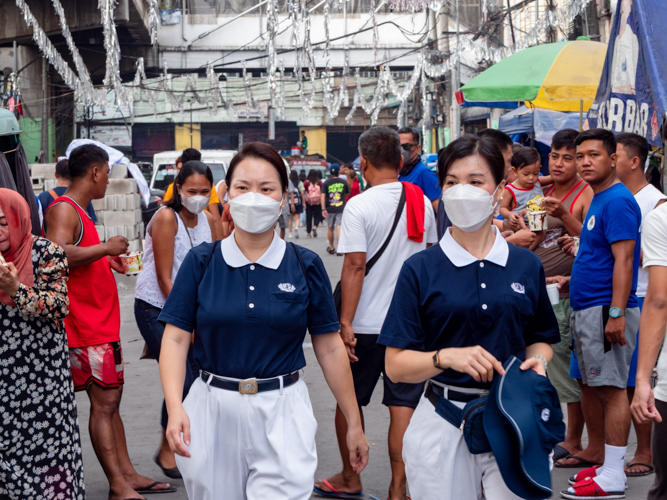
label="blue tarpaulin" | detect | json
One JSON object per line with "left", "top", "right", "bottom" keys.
{"left": 587, "top": 0, "right": 667, "bottom": 145}
{"left": 498, "top": 106, "right": 581, "bottom": 145}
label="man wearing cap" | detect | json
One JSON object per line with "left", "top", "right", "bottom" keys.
{"left": 562, "top": 129, "right": 641, "bottom": 499}
{"left": 321, "top": 164, "right": 349, "bottom": 255}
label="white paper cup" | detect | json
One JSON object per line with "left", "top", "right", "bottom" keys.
{"left": 527, "top": 211, "right": 546, "bottom": 231}
{"left": 119, "top": 252, "right": 143, "bottom": 275}
{"left": 573, "top": 237, "right": 580, "bottom": 256}
{"left": 0, "top": 252, "right": 6, "bottom": 266}
{"left": 546, "top": 283, "right": 560, "bottom": 305}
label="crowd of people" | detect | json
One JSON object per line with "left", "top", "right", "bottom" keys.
{"left": 1, "top": 123, "right": 667, "bottom": 500}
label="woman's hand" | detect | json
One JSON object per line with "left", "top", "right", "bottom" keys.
{"left": 440, "top": 346, "right": 505, "bottom": 383}
{"left": 520, "top": 357, "right": 547, "bottom": 376}
{"left": 166, "top": 405, "right": 192, "bottom": 458}
{"left": 346, "top": 423, "right": 369, "bottom": 474}
{"left": 0, "top": 262, "right": 20, "bottom": 297}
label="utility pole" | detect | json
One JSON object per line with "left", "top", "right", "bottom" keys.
{"left": 535, "top": 0, "right": 539, "bottom": 44}
{"left": 40, "top": 58, "right": 48, "bottom": 163}
{"left": 451, "top": 0, "right": 461, "bottom": 139}
{"left": 437, "top": 5, "right": 451, "bottom": 144}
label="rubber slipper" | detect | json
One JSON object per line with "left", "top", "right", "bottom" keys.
{"left": 555, "top": 454, "right": 603, "bottom": 469}
{"left": 135, "top": 481, "right": 177, "bottom": 494}
{"left": 553, "top": 444, "right": 571, "bottom": 462}
{"left": 625, "top": 461, "right": 655, "bottom": 477}
{"left": 154, "top": 454, "right": 182, "bottom": 479}
{"left": 326, "top": 246, "right": 336, "bottom": 255}
{"left": 313, "top": 479, "right": 363, "bottom": 498}
{"left": 560, "top": 477, "right": 625, "bottom": 499}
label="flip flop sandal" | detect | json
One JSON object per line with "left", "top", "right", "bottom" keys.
{"left": 555, "top": 454, "right": 603, "bottom": 469}
{"left": 313, "top": 479, "right": 364, "bottom": 498}
{"left": 135, "top": 481, "right": 177, "bottom": 495}
{"left": 326, "top": 247, "right": 336, "bottom": 254}
{"left": 560, "top": 477, "right": 625, "bottom": 499}
{"left": 553, "top": 444, "right": 571, "bottom": 462}
{"left": 625, "top": 461, "right": 655, "bottom": 477}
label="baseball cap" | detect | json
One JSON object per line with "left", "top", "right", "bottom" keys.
{"left": 330, "top": 163, "right": 340, "bottom": 174}
{"left": 484, "top": 356, "right": 565, "bottom": 500}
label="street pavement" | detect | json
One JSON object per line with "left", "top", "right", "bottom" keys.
{"left": 76, "top": 228, "right": 654, "bottom": 499}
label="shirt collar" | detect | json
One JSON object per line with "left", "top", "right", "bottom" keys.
{"left": 220, "top": 231, "right": 286, "bottom": 270}
{"left": 439, "top": 226, "right": 509, "bottom": 268}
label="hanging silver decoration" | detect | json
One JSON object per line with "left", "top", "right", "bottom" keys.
{"left": 266, "top": 0, "right": 279, "bottom": 106}
{"left": 51, "top": 0, "right": 105, "bottom": 107}
{"left": 277, "top": 60, "right": 286, "bottom": 120}
{"left": 301, "top": 0, "right": 317, "bottom": 114}
{"left": 14, "top": 0, "right": 80, "bottom": 92}
{"left": 370, "top": 0, "right": 378, "bottom": 62}
{"left": 99, "top": 0, "right": 134, "bottom": 109}
{"left": 243, "top": 61, "right": 258, "bottom": 111}
{"left": 148, "top": 0, "right": 159, "bottom": 45}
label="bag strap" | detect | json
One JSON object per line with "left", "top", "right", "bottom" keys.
{"left": 365, "top": 183, "right": 405, "bottom": 276}
{"left": 202, "top": 240, "right": 221, "bottom": 274}
{"left": 48, "top": 189, "right": 58, "bottom": 200}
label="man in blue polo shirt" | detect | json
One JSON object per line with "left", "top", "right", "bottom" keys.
{"left": 398, "top": 127, "right": 441, "bottom": 212}
{"left": 562, "top": 129, "right": 641, "bottom": 500}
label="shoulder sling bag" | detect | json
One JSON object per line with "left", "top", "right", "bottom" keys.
{"left": 332, "top": 184, "right": 406, "bottom": 319}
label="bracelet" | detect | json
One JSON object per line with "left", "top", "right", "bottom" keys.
{"left": 532, "top": 355, "right": 548, "bottom": 372}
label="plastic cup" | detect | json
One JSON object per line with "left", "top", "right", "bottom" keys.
{"left": 119, "top": 251, "right": 143, "bottom": 276}
{"left": 0, "top": 252, "right": 6, "bottom": 267}
{"left": 572, "top": 237, "right": 580, "bottom": 257}
{"left": 527, "top": 211, "right": 547, "bottom": 231}
{"left": 546, "top": 283, "right": 560, "bottom": 305}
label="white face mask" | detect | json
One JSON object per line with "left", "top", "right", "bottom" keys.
{"left": 180, "top": 192, "right": 211, "bottom": 214}
{"left": 229, "top": 192, "right": 283, "bottom": 234}
{"left": 442, "top": 183, "right": 499, "bottom": 233}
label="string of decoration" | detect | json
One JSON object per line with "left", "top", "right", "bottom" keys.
{"left": 99, "top": 0, "right": 134, "bottom": 109}
{"left": 148, "top": 0, "right": 159, "bottom": 45}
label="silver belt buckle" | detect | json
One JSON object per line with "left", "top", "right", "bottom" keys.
{"left": 239, "top": 378, "right": 258, "bottom": 394}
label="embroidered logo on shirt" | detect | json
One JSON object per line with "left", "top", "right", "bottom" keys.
{"left": 587, "top": 215, "right": 596, "bottom": 231}
{"left": 541, "top": 408, "right": 551, "bottom": 422}
{"left": 511, "top": 283, "right": 525, "bottom": 294}
{"left": 278, "top": 283, "right": 296, "bottom": 292}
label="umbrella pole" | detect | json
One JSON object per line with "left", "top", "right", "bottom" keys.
{"left": 579, "top": 100, "right": 584, "bottom": 132}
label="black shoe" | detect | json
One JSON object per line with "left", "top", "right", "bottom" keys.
{"left": 154, "top": 454, "right": 182, "bottom": 480}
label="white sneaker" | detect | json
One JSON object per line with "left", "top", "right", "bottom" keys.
{"left": 288, "top": 233, "right": 294, "bottom": 238}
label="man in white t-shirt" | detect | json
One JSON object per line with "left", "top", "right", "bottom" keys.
{"left": 616, "top": 132, "right": 667, "bottom": 476}
{"left": 630, "top": 201, "right": 667, "bottom": 500}
{"left": 314, "top": 127, "right": 437, "bottom": 500}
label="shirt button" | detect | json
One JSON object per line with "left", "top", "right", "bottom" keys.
{"left": 482, "top": 304, "right": 488, "bottom": 310}
{"left": 250, "top": 265, "right": 255, "bottom": 270}
{"left": 479, "top": 262, "right": 485, "bottom": 268}
{"left": 481, "top": 283, "right": 486, "bottom": 289}
{"left": 249, "top": 303, "right": 255, "bottom": 308}
{"left": 249, "top": 286, "right": 255, "bottom": 291}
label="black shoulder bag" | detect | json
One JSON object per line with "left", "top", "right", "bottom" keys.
{"left": 332, "top": 184, "right": 406, "bottom": 319}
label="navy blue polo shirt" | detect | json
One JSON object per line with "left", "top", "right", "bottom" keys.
{"left": 378, "top": 228, "right": 560, "bottom": 389}
{"left": 159, "top": 234, "right": 340, "bottom": 379}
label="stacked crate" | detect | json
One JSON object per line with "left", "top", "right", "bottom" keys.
{"left": 30, "top": 163, "right": 144, "bottom": 252}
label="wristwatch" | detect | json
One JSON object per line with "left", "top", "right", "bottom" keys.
{"left": 609, "top": 307, "right": 626, "bottom": 319}
{"left": 433, "top": 350, "right": 442, "bottom": 369}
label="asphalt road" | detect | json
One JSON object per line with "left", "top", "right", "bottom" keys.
{"left": 75, "top": 230, "right": 654, "bottom": 499}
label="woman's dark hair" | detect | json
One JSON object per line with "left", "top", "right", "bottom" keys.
{"left": 511, "top": 146, "right": 541, "bottom": 171}
{"left": 437, "top": 134, "right": 505, "bottom": 187}
{"left": 225, "top": 142, "right": 288, "bottom": 191}
{"left": 299, "top": 169, "right": 307, "bottom": 182}
{"left": 165, "top": 160, "right": 214, "bottom": 213}
{"left": 289, "top": 170, "right": 300, "bottom": 187}
{"left": 307, "top": 169, "right": 321, "bottom": 185}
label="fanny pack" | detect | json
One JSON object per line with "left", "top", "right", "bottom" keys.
{"left": 425, "top": 382, "right": 492, "bottom": 455}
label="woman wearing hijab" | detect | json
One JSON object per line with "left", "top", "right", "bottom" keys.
{"left": 0, "top": 189, "right": 85, "bottom": 499}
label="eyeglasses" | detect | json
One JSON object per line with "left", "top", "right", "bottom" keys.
{"left": 401, "top": 143, "right": 418, "bottom": 151}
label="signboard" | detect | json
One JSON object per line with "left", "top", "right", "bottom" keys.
{"left": 81, "top": 125, "right": 132, "bottom": 148}
{"left": 587, "top": 0, "right": 667, "bottom": 145}
{"left": 235, "top": 102, "right": 269, "bottom": 118}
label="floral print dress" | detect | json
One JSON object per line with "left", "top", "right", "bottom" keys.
{"left": 0, "top": 237, "right": 85, "bottom": 500}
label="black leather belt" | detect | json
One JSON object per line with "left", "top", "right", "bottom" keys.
{"left": 425, "top": 381, "right": 486, "bottom": 406}
{"left": 201, "top": 371, "right": 299, "bottom": 394}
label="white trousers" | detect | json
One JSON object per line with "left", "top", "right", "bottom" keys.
{"left": 403, "top": 394, "right": 523, "bottom": 500}
{"left": 175, "top": 377, "right": 318, "bottom": 500}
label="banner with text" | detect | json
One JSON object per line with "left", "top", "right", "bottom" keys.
{"left": 587, "top": 0, "right": 667, "bottom": 146}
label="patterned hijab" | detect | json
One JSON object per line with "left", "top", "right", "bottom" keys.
{"left": 0, "top": 188, "right": 34, "bottom": 306}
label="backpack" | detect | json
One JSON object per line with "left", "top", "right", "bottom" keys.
{"left": 306, "top": 182, "right": 321, "bottom": 205}
{"left": 293, "top": 186, "right": 303, "bottom": 207}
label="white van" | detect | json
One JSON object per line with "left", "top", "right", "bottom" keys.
{"left": 150, "top": 150, "right": 237, "bottom": 195}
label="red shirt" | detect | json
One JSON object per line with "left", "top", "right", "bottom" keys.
{"left": 48, "top": 197, "right": 121, "bottom": 348}
{"left": 347, "top": 178, "right": 360, "bottom": 201}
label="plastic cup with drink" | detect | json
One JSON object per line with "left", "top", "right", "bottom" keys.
{"left": 119, "top": 251, "right": 143, "bottom": 276}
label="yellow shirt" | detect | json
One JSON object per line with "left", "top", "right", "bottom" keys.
{"left": 164, "top": 183, "right": 220, "bottom": 205}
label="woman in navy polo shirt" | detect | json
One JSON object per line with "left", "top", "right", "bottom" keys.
{"left": 378, "top": 135, "right": 560, "bottom": 500}
{"left": 158, "top": 142, "right": 368, "bottom": 500}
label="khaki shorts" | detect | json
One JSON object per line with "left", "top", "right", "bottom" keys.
{"left": 547, "top": 298, "right": 580, "bottom": 404}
